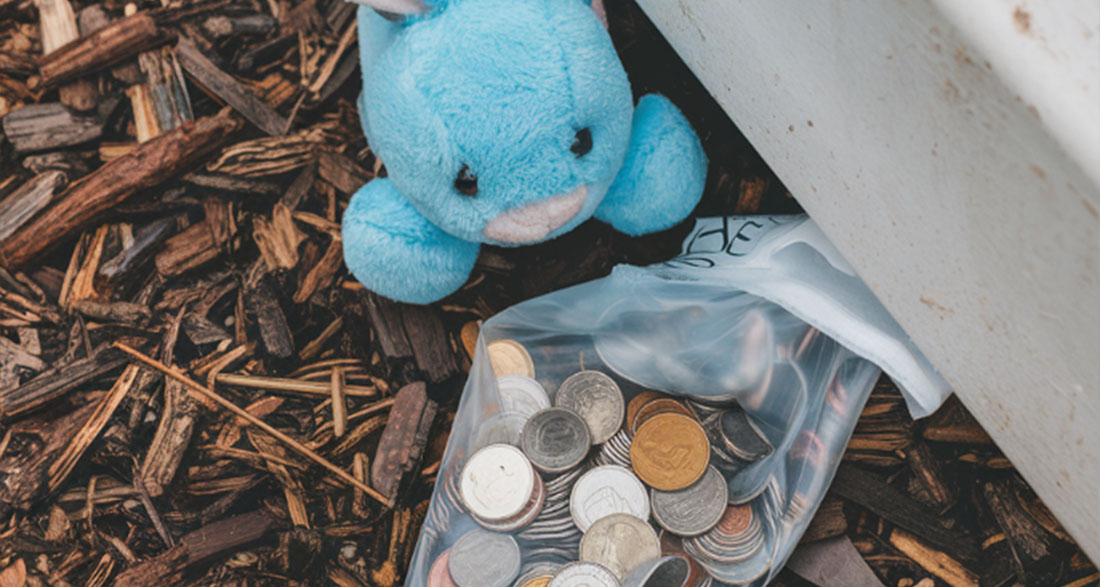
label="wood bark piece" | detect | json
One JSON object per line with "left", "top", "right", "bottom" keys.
{"left": 0, "top": 108, "right": 241, "bottom": 270}
{"left": 35, "top": 0, "right": 95, "bottom": 110}
{"left": 363, "top": 292, "right": 412, "bottom": 357}
{"left": 0, "top": 170, "right": 66, "bottom": 242}
{"left": 317, "top": 151, "right": 369, "bottom": 194}
{"left": 99, "top": 217, "right": 175, "bottom": 281}
{"left": 889, "top": 529, "right": 979, "bottom": 587}
{"left": 140, "top": 379, "right": 196, "bottom": 497}
{"left": 1, "top": 102, "right": 102, "bottom": 152}
{"left": 371, "top": 382, "right": 436, "bottom": 501}
{"left": 293, "top": 238, "right": 341, "bottom": 303}
{"left": 400, "top": 305, "right": 458, "bottom": 383}
{"left": 245, "top": 276, "right": 295, "bottom": 359}
{"left": 832, "top": 465, "right": 979, "bottom": 560}
{"left": 46, "top": 364, "right": 140, "bottom": 492}
{"left": 0, "top": 348, "right": 125, "bottom": 421}
{"left": 983, "top": 479, "right": 1068, "bottom": 584}
{"left": 112, "top": 509, "right": 280, "bottom": 587}
{"left": 801, "top": 496, "right": 848, "bottom": 543}
{"left": 128, "top": 47, "right": 192, "bottom": 142}
{"left": 155, "top": 198, "right": 236, "bottom": 276}
{"left": 37, "top": 11, "right": 164, "bottom": 88}
{"left": 906, "top": 442, "right": 954, "bottom": 508}
{"left": 176, "top": 36, "right": 287, "bottom": 136}
{"left": 0, "top": 334, "right": 45, "bottom": 391}
{"left": 0, "top": 398, "right": 97, "bottom": 515}
{"left": 922, "top": 397, "right": 995, "bottom": 444}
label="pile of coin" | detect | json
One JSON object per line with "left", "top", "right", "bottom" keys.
{"left": 424, "top": 339, "right": 780, "bottom": 587}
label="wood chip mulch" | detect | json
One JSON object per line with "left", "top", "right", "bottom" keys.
{"left": 0, "top": 0, "right": 1094, "bottom": 585}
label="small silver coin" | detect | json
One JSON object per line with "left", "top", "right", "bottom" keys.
{"left": 448, "top": 529, "right": 521, "bottom": 587}
{"left": 720, "top": 408, "right": 773, "bottom": 462}
{"left": 497, "top": 375, "right": 552, "bottom": 418}
{"left": 460, "top": 444, "right": 535, "bottom": 521}
{"left": 475, "top": 411, "right": 529, "bottom": 450}
{"left": 580, "top": 513, "right": 661, "bottom": 579}
{"left": 570, "top": 465, "right": 649, "bottom": 532}
{"left": 522, "top": 407, "right": 592, "bottom": 473}
{"left": 650, "top": 466, "right": 728, "bottom": 537}
{"left": 555, "top": 371, "right": 624, "bottom": 444}
{"left": 549, "top": 562, "right": 622, "bottom": 587}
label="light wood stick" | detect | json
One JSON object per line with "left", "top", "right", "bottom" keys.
{"left": 113, "top": 342, "right": 392, "bottom": 507}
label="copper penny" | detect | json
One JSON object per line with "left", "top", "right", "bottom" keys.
{"left": 715, "top": 504, "right": 754, "bottom": 536}
{"left": 631, "top": 398, "right": 697, "bottom": 434}
{"left": 625, "top": 391, "right": 663, "bottom": 434}
{"left": 487, "top": 339, "right": 535, "bottom": 378}
{"left": 630, "top": 413, "right": 709, "bottom": 491}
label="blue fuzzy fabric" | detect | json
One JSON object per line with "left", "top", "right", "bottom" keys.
{"left": 343, "top": 0, "right": 707, "bottom": 303}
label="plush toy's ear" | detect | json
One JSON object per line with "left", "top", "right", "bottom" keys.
{"left": 345, "top": 0, "right": 429, "bottom": 16}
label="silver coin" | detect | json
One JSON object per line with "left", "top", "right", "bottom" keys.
{"left": 570, "top": 465, "right": 649, "bottom": 532}
{"left": 448, "top": 529, "right": 521, "bottom": 587}
{"left": 650, "top": 466, "right": 728, "bottom": 537}
{"left": 497, "top": 375, "right": 552, "bottom": 418}
{"left": 522, "top": 407, "right": 592, "bottom": 473}
{"left": 460, "top": 444, "right": 535, "bottom": 521}
{"left": 549, "top": 562, "right": 621, "bottom": 587}
{"left": 720, "top": 408, "right": 773, "bottom": 462}
{"left": 580, "top": 513, "right": 661, "bottom": 579}
{"left": 692, "top": 515, "right": 774, "bottom": 585}
{"left": 555, "top": 371, "right": 624, "bottom": 444}
{"left": 475, "top": 411, "right": 529, "bottom": 450}
{"left": 595, "top": 429, "right": 633, "bottom": 468}
{"left": 473, "top": 472, "right": 545, "bottom": 532}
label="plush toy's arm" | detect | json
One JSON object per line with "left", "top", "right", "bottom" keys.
{"left": 595, "top": 94, "right": 708, "bottom": 236}
{"left": 342, "top": 178, "right": 479, "bottom": 304}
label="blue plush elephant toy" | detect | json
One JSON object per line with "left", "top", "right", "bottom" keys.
{"left": 342, "top": 0, "right": 708, "bottom": 303}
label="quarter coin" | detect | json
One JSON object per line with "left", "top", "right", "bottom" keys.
{"left": 522, "top": 408, "right": 591, "bottom": 473}
{"left": 630, "top": 413, "right": 710, "bottom": 491}
{"left": 650, "top": 466, "right": 728, "bottom": 536}
{"left": 570, "top": 465, "right": 649, "bottom": 531}
{"left": 460, "top": 444, "right": 536, "bottom": 521}
{"left": 448, "top": 529, "right": 521, "bottom": 587}
{"left": 555, "top": 371, "right": 624, "bottom": 444}
{"left": 487, "top": 339, "right": 535, "bottom": 378}
{"left": 497, "top": 375, "right": 552, "bottom": 418}
{"left": 579, "top": 513, "right": 660, "bottom": 579}
{"left": 548, "top": 562, "right": 621, "bottom": 587}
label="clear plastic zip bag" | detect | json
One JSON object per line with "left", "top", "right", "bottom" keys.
{"left": 406, "top": 216, "right": 950, "bottom": 586}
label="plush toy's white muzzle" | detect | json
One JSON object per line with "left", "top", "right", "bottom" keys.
{"left": 482, "top": 185, "right": 588, "bottom": 244}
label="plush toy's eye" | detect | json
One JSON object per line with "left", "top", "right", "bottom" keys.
{"left": 454, "top": 164, "right": 478, "bottom": 196}
{"left": 571, "top": 128, "right": 593, "bottom": 158}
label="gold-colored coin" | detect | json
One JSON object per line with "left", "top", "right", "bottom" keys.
{"left": 625, "top": 391, "right": 663, "bottom": 434}
{"left": 630, "top": 413, "right": 710, "bottom": 491}
{"left": 486, "top": 339, "right": 535, "bottom": 378}
{"left": 631, "top": 397, "right": 697, "bottom": 434}
{"left": 521, "top": 579, "right": 551, "bottom": 587}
